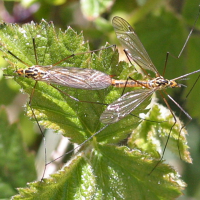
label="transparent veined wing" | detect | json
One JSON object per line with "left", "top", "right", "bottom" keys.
{"left": 112, "top": 16, "right": 158, "bottom": 75}
{"left": 38, "top": 67, "right": 112, "bottom": 90}
{"left": 100, "top": 88, "right": 155, "bottom": 124}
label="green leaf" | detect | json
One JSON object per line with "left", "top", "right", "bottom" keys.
{"left": 0, "top": 20, "right": 188, "bottom": 199}
{"left": 129, "top": 102, "right": 191, "bottom": 163}
{"left": 0, "top": 106, "right": 36, "bottom": 198}
{"left": 13, "top": 145, "right": 185, "bottom": 200}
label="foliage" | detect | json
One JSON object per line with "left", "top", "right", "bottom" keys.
{"left": 0, "top": 106, "right": 36, "bottom": 198}
{"left": 0, "top": 0, "right": 200, "bottom": 199}
{"left": 0, "top": 17, "right": 189, "bottom": 200}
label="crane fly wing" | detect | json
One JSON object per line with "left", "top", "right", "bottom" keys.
{"left": 100, "top": 88, "right": 155, "bottom": 124}
{"left": 48, "top": 67, "right": 112, "bottom": 90}
{"left": 112, "top": 16, "right": 158, "bottom": 75}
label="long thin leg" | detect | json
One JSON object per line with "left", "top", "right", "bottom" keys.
{"left": 162, "top": 6, "right": 200, "bottom": 77}
{"left": 149, "top": 89, "right": 193, "bottom": 174}
{"left": 46, "top": 125, "right": 109, "bottom": 166}
{"left": 52, "top": 45, "right": 116, "bottom": 67}
{"left": 166, "top": 93, "right": 192, "bottom": 160}
{"left": 27, "top": 81, "right": 48, "bottom": 180}
{"left": 148, "top": 91, "right": 177, "bottom": 174}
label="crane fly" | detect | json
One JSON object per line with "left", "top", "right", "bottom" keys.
{"left": 7, "top": 43, "right": 113, "bottom": 91}
{"left": 101, "top": 16, "right": 200, "bottom": 123}
{"left": 45, "top": 12, "right": 200, "bottom": 176}
{"left": 2, "top": 35, "right": 115, "bottom": 180}
{"left": 99, "top": 16, "right": 200, "bottom": 172}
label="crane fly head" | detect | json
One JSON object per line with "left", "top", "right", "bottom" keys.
{"left": 169, "top": 80, "right": 182, "bottom": 88}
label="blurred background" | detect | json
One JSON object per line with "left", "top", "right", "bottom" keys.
{"left": 0, "top": 0, "right": 200, "bottom": 199}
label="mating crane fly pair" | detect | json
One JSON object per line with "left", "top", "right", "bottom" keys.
{"left": 2, "top": 16, "right": 200, "bottom": 177}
